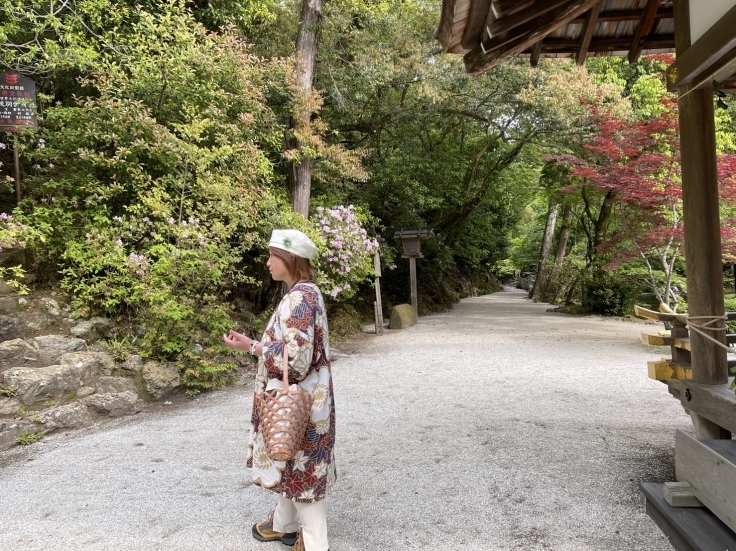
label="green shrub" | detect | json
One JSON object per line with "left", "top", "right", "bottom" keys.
{"left": 584, "top": 269, "right": 642, "bottom": 316}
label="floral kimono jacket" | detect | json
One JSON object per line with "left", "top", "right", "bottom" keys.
{"left": 247, "top": 281, "right": 337, "bottom": 503}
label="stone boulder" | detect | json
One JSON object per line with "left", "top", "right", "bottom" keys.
{"left": 0, "top": 280, "right": 16, "bottom": 296}
{"left": 60, "top": 351, "right": 115, "bottom": 377}
{"left": 121, "top": 354, "right": 144, "bottom": 373}
{"left": 38, "top": 403, "right": 94, "bottom": 431}
{"left": 70, "top": 317, "right": 112, "bottom": 342}
{"left": 0, "top": 339, "right": 38, "bottom": 371}
{"left": 142, "top": 361, "right": 180, "bottom": 399}
{"left": 37, "top": 298, "right": 61, "bottom": 318}
{"left": 0, "top": 419, "right": 40, "bottom": 451}
{"left": 96, "top": 376, "right": 138, "bottom": 395}
{"left": 1, "top": 362, "right": 98, "bottom": 405}
{"left": 0, "top": 315, "right": 26, "bottom": 341}
{"left": 0, "top": 296, "right": 21, "bottom": 315}
{"left": 85, "top": 391, "right": 143, "bottom": 417}
{"left": 0, "top": 396, "right": 21, "bottom": 415}
{"left": 389, "top": 304, "right": 418, "bottom": 329}
{"left": 33, "top": 335, "right": 86, "bottom": 365}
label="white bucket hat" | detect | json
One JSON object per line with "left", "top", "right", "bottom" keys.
{"left": 269, "top": 229, "right": 317, "bottom": 261}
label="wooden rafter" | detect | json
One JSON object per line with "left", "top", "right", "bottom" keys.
{"left": 666, "top": 2, "right": 736, "bottom": 93}
{"left": 461, "top": 0, "right": 492, "bottom": 52}
{"left": 570, "top": 8, "right": 673, "bottom": 24}
{"left": 465, "top": 0, "right": 602, "bottom": 75}
{"left": 485, "top": 0, "right": 571, "bottom": 41}
{"left": 538, "top": 34, "right": 675, "bottom": 52}
{"left": 628, "top": 0, "right": 662, "bottom": 63}
{"left": 576, "top": 2, "right": 602, "bottom": 66}
{"left": 530, "top": 40, "right": 542, "bottom": 67}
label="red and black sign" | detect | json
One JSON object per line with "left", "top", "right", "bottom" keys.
{"left": 0, "top": 72, "right": 37, "bottom": 132}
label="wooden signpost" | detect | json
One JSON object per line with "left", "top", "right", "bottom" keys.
{"left": 373, "top": 250, "right": 384, "bottom": 334}
{"left": 0, "top": 71, "right": 38, "bottom": 204}
{"left": 393, "top": 227, "right": 431, "bottom": 318}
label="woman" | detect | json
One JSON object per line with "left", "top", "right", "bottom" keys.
{"left": 223, "top": 229, "right": 335, "bottom": 551}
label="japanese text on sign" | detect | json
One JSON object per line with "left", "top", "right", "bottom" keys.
{"left": 0, "top": 73, "right": 38, "bottom": 133}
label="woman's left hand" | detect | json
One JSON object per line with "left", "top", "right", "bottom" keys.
{"left": 223, "top": 330, "right": 251, "bottom": 351}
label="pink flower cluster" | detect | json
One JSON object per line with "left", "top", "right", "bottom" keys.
{"left": 315, "top": 205, "right": 379, "bottom": 299}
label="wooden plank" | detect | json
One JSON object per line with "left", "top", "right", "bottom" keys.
{"left": 668, "top": 379, "right": 736, "bottom": 436}
{"left": 464, "top": 0, "right": 601, "bottom": 75}
{"left": 664, "top": 482, "right": 705, "bottom": 508}
{"left": 570, "top": 8, "right": 673, "bottom": 23}
{"left": 485, "top": 0, "right": 572, "bottom": 40}
{"left": 641, "top": 332, "right": 674, "bottom": 346}
{"left": 461, "top": 0, "right": 492, "bottom": 51}
{"left": 641, "top": 482, "right": 736, "bottom": 551}
{"left": 666, "top": 2, "right": 736, "bottom": 91}
{"left": 536, "top": 34, "right": 675, "bottom": 52}
{"left": 634, "top": 304, "right": 688, "bottom": 325}
{"left": 576, "top": 2, "right": 601, "bottom": 65}
{"left": 628, "top": 0, "right": 661, "bottom": 63}
{"left": 675, "top": 429, "right": 736, "bottom": 534}
{"left": 649, "top": 359, "right": 674, "bottom": 380}
{"left": 674, "top": 337, "right": 691, "bottom": 351}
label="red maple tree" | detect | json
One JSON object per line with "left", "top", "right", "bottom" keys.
{"left": 558, "top": 99, "right": 736, "bottom": 310}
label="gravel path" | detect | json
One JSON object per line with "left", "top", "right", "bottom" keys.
{"left": 0, "top": 289, "right": 690, "bottom": 550}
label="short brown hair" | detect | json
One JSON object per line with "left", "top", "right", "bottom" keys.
{"left": 269, "top": 247, "right": 315, "bottom": 283}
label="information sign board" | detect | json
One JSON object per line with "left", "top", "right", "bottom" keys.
{"left": 0, "top": 72, "right": 38, "bottom": 132}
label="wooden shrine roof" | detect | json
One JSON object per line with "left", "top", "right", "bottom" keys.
{"left": 436, "top": 0, "right": 676, "bottom": 75}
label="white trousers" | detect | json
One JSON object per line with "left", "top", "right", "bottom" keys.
{"left": 273, "top": 496, "right": 329, "bottom": 551}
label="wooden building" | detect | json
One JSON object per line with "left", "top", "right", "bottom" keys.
{"left": 436, "top": 1, "right": 736, "bottom": 549}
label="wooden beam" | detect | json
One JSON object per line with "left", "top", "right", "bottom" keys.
{"left": 667, "top": 379, "right": 736, "bottom": 436}
{"left": 539, "top": 34, "right": 675, "bottom": 51}
{"left": 629, "top": 0, "right": 662, "bottom": 63}
{"left": 465, "top": 0, "right": 601, "bottom": 75}
{"left": 673, "top": 0, "right": 729, "bottom": 387}
{"left": 530, "top": 40, "right": 541, "bottom": 67}
{"left": 576, "top": 2, "right": 602, "bottom": 65}
{"left": 667, "top": 2, "right": 736, "bottom": 91}
{"left": 461, "top": 0, "right": 492, "bottom": 51}
{"left": 485, "top": 0, "right": 572, "bottom": 40}
{"left": 570, "top": 8, "right": 673, "bottom": 23}
{"left": 479, "top": 0, "right": 574, "bottom": 53}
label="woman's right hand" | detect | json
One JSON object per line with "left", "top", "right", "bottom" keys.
{"left": 223, "top": 330, "right": 251, "bottom": 351}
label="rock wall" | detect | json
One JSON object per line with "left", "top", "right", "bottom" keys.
{"left": 0, "top": 283, "right": 182, "bottom": 451}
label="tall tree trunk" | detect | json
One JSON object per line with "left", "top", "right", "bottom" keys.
{"left": 289, "top": 0, "right": 323, "bottom": 217}
{"left": 530, "top": 202, "right": 558, "bottom": 300}
{"left": 544, "top": 205, "right": 574, "bottom": 301}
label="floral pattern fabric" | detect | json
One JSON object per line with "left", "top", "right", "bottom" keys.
{"left": 247, "top": 281, "right": 336, "bottom": 503}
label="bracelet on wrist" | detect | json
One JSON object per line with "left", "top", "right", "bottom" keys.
{"left": 249, "top": 341, "right": 258, "bottom": 355}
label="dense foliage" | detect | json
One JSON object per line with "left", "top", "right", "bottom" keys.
{"left": 3, "top": 0, "right": 736, "bottom": 392}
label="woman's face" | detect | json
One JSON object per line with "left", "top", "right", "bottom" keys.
{"left": 267, "top": 252, "right": 290, "bottom": 283}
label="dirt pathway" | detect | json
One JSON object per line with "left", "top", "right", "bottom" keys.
{"left": 0, "top": 289, "right": 688, "bottom": 550}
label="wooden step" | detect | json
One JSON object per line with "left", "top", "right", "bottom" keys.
{"left": 640, "top": 482, "right": 736, "bottom": 551}
{"left": 675, "top": 430, "right": 736, "bottom": 535}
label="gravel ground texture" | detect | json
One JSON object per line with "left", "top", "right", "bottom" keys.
{"left": 0, "top": 288, "right": 691, "bottom": 551}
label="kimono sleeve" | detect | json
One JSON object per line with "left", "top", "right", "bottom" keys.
{"left": 261, "top": 286, "right": 317, "bottom": 382}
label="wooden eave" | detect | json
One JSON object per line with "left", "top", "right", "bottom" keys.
{"left": 665, "top": 2, "right": 736, "bottom": 94}
{"left": 436, "top": 0, "right": 677, "bottom": 75}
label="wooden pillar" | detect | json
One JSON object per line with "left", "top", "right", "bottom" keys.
{"left": 409, "top": 257, "right": 418, "bottom": 317}
{"left": 674, "top": 0, "right": 730, "bottom": 438}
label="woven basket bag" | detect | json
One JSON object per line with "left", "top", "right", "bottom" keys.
{"left": 255, "top": 351, "right": 314, "bottom": 462}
